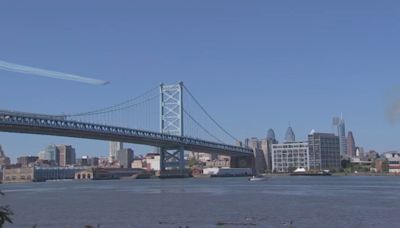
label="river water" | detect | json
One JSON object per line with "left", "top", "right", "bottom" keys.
{"left": 1, "top": 176, "right": 399, "bottom": 228}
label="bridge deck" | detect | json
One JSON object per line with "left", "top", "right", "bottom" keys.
{"left": 0, "top": 111, "right": 253, "bottom": 157}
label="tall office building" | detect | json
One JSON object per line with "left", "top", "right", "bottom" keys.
{"left": 39, "top": 145, "right": 59, "bottom": 163}
{"left": 333, "top": 116, "right": 347, "bottom": 156}
{"left": 109, "top": 142, "right": 123, "bottom": 161}
{"left": 267, "top": 129, "right": 276, "bottom": 141}
{"left": 57, "top": 145, "right": 76, "bottom": 166}
{"left": 244, "top": 137, "right": 267, "bottom": 174}
{"left": 346, "top": 131, "right": 356, "bottom": 157}
{"left": 262, "top": 129, "right": 278, "bottom": 172}
{"left": 116, "top": 148, "right": 134, "bottom": 168}
{"left": 285, "top": 126, "right": 296, "bottom": 142}
{"left": 0, "top": 145, "right": 11, "bottom": 167}
{"left": 308, "top": 132, "right": 341, "bottom": 172}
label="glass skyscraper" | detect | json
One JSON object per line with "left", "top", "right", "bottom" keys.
{"left": 285, "top": 126, "right": 296, "bottom": 142}
{"left": 333, "top": 116, "right": 347, "bottom": 156}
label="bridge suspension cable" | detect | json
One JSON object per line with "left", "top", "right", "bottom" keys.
{"left": 65, "top": 86, "right": 159, "bottom": 117}
{"left": 183, "top": 85, "right": 240, "bottom": 143}
{"left": 49, "top": 82, "right": 239, "bottom": 145}
{"left": 61, "top": 85, "right": 160, "bottom": 132}
{"left": 183, "top": 108, "right": 224, "bottom": 143}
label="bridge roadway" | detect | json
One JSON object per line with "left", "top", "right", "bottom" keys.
{"left": 0, "top": 110, "right": 253, "bottom": 157}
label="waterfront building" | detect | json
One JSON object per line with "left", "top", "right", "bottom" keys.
{"left": 2, "top": 167, "right": 34, "bottom": 183}
{"left": 144, "top": 153, "right": 160, "bottom": 171}
{"left": 116, "top": 148, "right": 134, "bottom": 168}
{"left": 109, "top": 141, "right": 123, "bottom": 161}
{"left": 17, "top": 156, "right": 38, "bottom": 167}
{"left": 74, "top": 168, "right": 146, "bottom": 180}
{"left": 205, "top": 157, "right": 230, "bottom": 168}
{"left": 38, "top": 144, "right": 59, "bottom": 163}
{"left": 0, "top": 145, "right": 11, "bottom": 168}
{"left": 3, "top": 166, "right": 85, "bottom": 183}
{"left": 350, "top": 157, "right": 372, "bottom": 166}
{"left": 34, "top": 167, "right": 83, "bottom": 181}
{"left": 75, "top": 169, "right": 93, "bottom": 180}
{"left": 57, "top": 145, "right": 76, "bottom": 166}
{"left": 244, "top": 137, "right": 267, "bottom": 174}
{"left": 382, "top": 151, "right": 400, "bottom": 173}
{"left": 308, "top": 132, "right": 341, "bottom": 172}
{"left": 271, "top": 141, "right": 309, "bottom": 173}
{"left": 188, "top": 152, "right": 218, "bottom": 163}
{"left": 374, "top": 159, "right": 389, "bottom": 173}
{"left": 131, "top": 159, "right": 144, "bottom": 169}
{"left": 284, "top": 126, "right": 296, "bottom": 142}
{"left": 203, "top": 168, "right": 252, "bottom": 177}
{"left": 346, "top": 131, "right": 356, "bottom": 157}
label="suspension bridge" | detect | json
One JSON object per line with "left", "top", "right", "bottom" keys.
{"left": 0, "top": 82, "right": 254, "bottom": 175}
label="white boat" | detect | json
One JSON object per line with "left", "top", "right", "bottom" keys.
{"left": 248, "top": 176, "right": 268, "bottom": 181}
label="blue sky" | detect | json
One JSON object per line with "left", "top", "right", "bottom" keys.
{"left": 1, "top": 1, "right": 400, "bottom": 161}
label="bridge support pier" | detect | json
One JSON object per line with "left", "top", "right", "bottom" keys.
{"left": 159, "top": 146, "right": 186, "bottom": 178}
{"left": 230, "top": 155, "right": 256, "bottom": 175}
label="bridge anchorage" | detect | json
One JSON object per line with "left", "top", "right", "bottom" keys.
{"left": 0, "top": 82, "right": 254, "bottom": 177}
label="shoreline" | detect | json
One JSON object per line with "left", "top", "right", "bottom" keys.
{"left": 262, "top": 172, "right": 400, "bottom": 177}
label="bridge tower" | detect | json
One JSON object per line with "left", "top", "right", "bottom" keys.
{"left": 159, "top": 82, "right": 185, "bottom": 176}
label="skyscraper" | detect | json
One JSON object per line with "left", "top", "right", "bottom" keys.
{"left": 244, "top": 137, "right": 267, "bottom": 174}
{"left": 267, "top": 129, "right": 276, "bottom": 141}
{"left": 285, "top": 126, "right": 296, "bottom": 142}
{"left": 347, "top": 131, "right": 356, "bottom": 157}
{"left": 109, "top": 142, "right": 123, "bottom": 161}
{"left": 0, "top": 145, "right": 11, "bottom": 167}
{"left": 39, "top": 145, "right": 59, "bottom": 163}
{"left": 57, "top": 145, "right": 76, "bottom": 166}
{"left": 116, "top": 148, "right": 134, "bottom": 168}
{"left": 262, "top": 129, "right": 278, "bottom": 172}
{"left": 333, "top": 116, "right": 347, "bottom": 156}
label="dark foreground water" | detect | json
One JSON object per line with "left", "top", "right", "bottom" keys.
{"left": 1, "top": 176, "right": 400, "bottom": 228}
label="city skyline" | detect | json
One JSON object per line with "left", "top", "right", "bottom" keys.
{"left": 1, "top": 1, "right": 400, "bottom": 160}
{"left": 0, "top": 120, "right": 375, "bottom": 164}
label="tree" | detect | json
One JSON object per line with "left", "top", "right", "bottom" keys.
{"left": 0, "top": 192, "right": 12, "bottom": 227}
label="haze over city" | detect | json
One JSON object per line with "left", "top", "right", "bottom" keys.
{"left": 1, "top": 1, "right": 400, "bottom": 161}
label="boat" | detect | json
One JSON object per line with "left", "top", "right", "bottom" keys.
{"left": 290, "top": 168, "right": 332, "bottom": 176}
{"left": 248, "top": 176, "right": 269, "bottom": 181}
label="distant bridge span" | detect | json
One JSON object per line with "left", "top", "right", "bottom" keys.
{"left": 0, "top": 110, "right": 252, "bottom": 157}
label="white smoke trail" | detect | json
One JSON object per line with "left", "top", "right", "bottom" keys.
{"left": 0, "top": 60, "right": 109, "bottom": 85}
